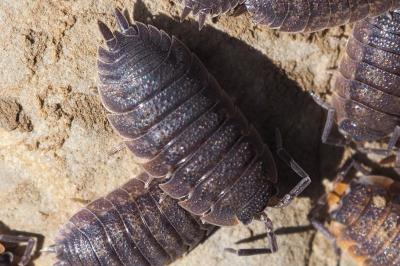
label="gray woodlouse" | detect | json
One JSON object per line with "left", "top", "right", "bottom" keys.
{"left": 97, "top": 9, "right": 311, "bottom": 255}
{"left": 310, "top": 160, "right": 400, "bottom": 266}
{"left": 52, "top": 174, "right": 215, "bottom": 266}
{"left": 176, "top": 0, "right": 400, "bottom": 32}
{"left": 0, "top": 231, "right": 37, "bottom": 266}
{"left": 316, "top": 11, "right": 400, "bottom": 158}
{"left": 245, "top": 0, "right": 400, "bottom": 32}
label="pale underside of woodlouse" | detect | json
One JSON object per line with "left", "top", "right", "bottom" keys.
{"left": 53, "top": 174, "right": 215, "bottom": 266}
{"left": 97, "top": 8, "right": 310, "bottom": 256}
{"left": 245, "top": 0, "right": 400, "bottom": 32}
{"left": 314, "top": 10, "right": 400, "bottom": 159}
{"left": 310, "top": 161, "right": 400, "bottom": 266}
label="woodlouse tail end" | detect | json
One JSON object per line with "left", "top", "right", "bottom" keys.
{"left": 97, "top": 20, "right": 117, "bottom": 49}
{"left": 114, "top": 8, "right": 130, "bottom": 32}
{"left": 180, "top": 6, "right": 191, "bottom": 22}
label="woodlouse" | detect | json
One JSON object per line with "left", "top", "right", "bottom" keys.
{"left": 245, "top": 0, "right": 400, "bottom": 32}
{"left": 97, "top": 9, "right": 311, "bottom": 255}
{"left": 0, "top": 231, "right": 37, "bottom": 266}
{"left": 177, "top": 0, "right": 400, "bottom": 32}
{"left": 310, "top": 160, "right": 400, "bottom": 266}
{"left": 52, "top": 174, "right": 215, "bottom": 266}
{"left": 316, "top": 11, "right": 400, "bottom": 157}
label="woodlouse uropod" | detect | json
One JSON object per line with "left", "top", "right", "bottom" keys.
{"left": 0, "top": 231, "right": 37, "bottom": 266}
{"left": 315, "top": 11, "right": 400, "bottom": 161}
{"left": 52, "top": 174, "right": 215, "bottom": 266}
{"left": 97, "top": 9, "right": 311, "bottom": 255}
{"left": 310, "top": 160, "right": 400, "bottom": 266}
{"left": 177, "top": 0, "right": 400, "bottom": 32}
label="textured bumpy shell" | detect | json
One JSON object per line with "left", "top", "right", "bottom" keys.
{"left": 97, "top": 12, "right": 278, "bottom": 227}
{"left": 331, "top": 11, "right": 400, "bottom": 142}
{"left": 326, "top": 176, "right": 400, "bottom": 266}
{"left": 178, "top": 0, "right": 246, "bottom": 28}
{"left": 245, "top": 0, "right": 400, "bottom": 32}
{"left": 54, "top": 174, "right": 215, "bottom": 266}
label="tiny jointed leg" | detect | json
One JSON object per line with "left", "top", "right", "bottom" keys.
{"left": 225, "top": 212, "right": 278, "bottom": 256}
{"left": 310, "top": 92, "right": 348, "bottom": 147}
{"left": 0, "top": 234, "right": 37, "bottom": 266}
{"left": 273, "top": 129, "right": 311, "bottom": 208}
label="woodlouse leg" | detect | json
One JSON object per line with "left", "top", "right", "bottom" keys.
{"left": 308, "top": 199, "right": 342, "bottom": 257}
{"left": 107, "top": 142, "right": 126, "bottom": 157}
{"left": 225, "top": 213, "right": 277, "bottom": 256}
{"left": 0, "top": 234, "right": 37, "bottom": 266}
{"left": 272, "top": 129, "right": 311, "bottom": 208}
{"left": 310, "top": 93, "right": 348, "bottom": 147}
{"left": 357, "top": 126, "right": 400, "bottom": 158}
{"left": 338, "top": 158, "right": 370, "bottom": 182}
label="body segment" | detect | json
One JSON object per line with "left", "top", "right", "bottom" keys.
{"left": 54, "top": 174, "right": 215, "bottom": 266}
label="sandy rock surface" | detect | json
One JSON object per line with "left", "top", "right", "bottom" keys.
{"left": 0, "top": 0, "right": 357, "bottom": 265}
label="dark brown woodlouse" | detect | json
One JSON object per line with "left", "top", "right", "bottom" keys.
{"left": 176, "top": 0, "right": 400, "bottom": 32}
{"left": 97, "top": 9, "right": 311, "bottom": 255}
{"left": 315, "top": 11, "right": 400, "bottom": 160}
{"left": 310, "top": 160, "right": 400, "bottom": 266}
{"left": 0, "top": 231, "right": 37, "bottom": 266}
{"left": 52, "top": 173, "right": 215, "bottom": 266}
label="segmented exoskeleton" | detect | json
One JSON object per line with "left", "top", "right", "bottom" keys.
{"left": 310, "top": 160, "right": 400, "bottom": 266}
{"left": 177, "top": 0, "right": 400, "bottom": 32}
{"left": 53, "top": 174, "right": 215, "bottom": 266}
{"left": 97, "top": 9, "right": 311, "bottom": 255}
{"left": 316, "top": 11, "right": 400, "bottom": 161}
{"left": 245, "top": 0, "right": 400, "bottom": 32}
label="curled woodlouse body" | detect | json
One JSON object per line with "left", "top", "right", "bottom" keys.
{"left": 97, "top": 9, "right": 310, "bottom": 255}
{"left": 177, "top": 0, "right": 246, "bottom": 29}
{"left": 317, "top": 11, "right": 400, "bottom": 155}
{"left": 53, "top": 174, "right": 215, "bottom": 266}
{"left": 310, "top": 161, "right": 400, "bottom": 266}
{"left": 245, "top": 0, "right": 400, "bottom": 32}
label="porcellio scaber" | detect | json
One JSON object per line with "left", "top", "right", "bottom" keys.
{"left": 177, "top": 0, "right": 400, "bottom": 32}
{"left": 317, "top": 11, "right": 400, "bottom": 158}
{"left": 97, "top": 9, "right": 311, "bottom": 255}
{"left": 245, "top": 0, "right": 400, "bottom": 32}
{"left": 310, "top": 161, "right": 400, "bottom": 266}
{"left": 53, "top": 174, "right": 215, "bottom": 266}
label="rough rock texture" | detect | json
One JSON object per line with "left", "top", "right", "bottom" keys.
{"left": 0, "top": 0, "right": 358, "bottom": 265}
